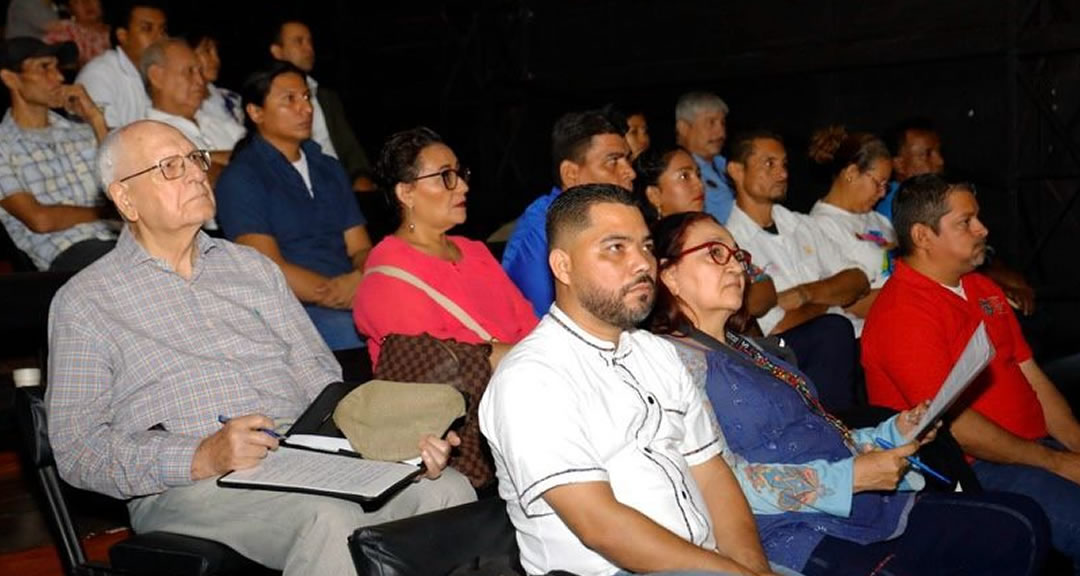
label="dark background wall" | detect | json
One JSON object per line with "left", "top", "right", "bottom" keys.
{"left": 5, "top": 0, "right": 1079, "bottom": 358}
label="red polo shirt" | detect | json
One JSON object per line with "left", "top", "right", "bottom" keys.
{"left": 862, "top": 260, "right": 1046, "bottom": 442}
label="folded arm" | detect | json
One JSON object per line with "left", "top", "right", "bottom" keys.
{"left": 0, "top": 192, "right": 106, "bottom": 234}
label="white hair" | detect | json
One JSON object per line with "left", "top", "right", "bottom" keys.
{"left": 675, "top": 91, "right": 730, "bottom": 123}
{"left": 96, "top": 127, "right": 124, "bottom": 191}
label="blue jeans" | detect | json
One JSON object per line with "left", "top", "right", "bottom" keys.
{"left": 614, "top": 562, "right": 803, "bottom": 576}
{"left": 973, "top": 438, "right": 1080, "bottom": 575}
{"left": 802, "top": 491, "right": 1049, "bottom": 576}
{"left": 303, "top": 305, "right": 364, "bottom": 351}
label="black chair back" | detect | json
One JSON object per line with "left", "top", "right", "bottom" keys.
{"left": 350, "top": 497, "right": 523, "bottom": 576}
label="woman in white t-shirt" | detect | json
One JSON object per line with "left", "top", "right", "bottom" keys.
{"left": 808, "top": 127, "right": 896, "bottom": 334}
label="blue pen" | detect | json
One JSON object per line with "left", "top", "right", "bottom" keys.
{"left": 217, "top": 415, "right": 284, "bottom": 440}
{"left": 874, "top": 437, "right": 951, "bottom": 485}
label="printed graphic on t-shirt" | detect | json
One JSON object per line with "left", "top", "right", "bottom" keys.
{"left": 855, "top": 229, "right": 895, "bottom": 279}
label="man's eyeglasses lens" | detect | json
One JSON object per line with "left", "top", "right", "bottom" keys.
{"left": 119, "top": 150, "right": 212, "bottom": 182}
{"left": 161, "top": 150, "right": 211, "bottom": 180}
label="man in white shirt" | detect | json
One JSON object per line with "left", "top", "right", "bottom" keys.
{"left": 268, "top": 19, "right": 375, "bottom": 193}
{"left": 480, "top": 184, "right": 776, "bottom": 576}
{"left": 140, "top": 37, "right": 243, "bottom": 184}
{"left": 724, "top": 130, "right": 869, "bottom": 411}
{"left": 76, "top": 1, "right": 165, "bottom": 128}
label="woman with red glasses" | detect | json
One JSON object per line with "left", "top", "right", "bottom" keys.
{"left": 647, "top": 211, "right": 1049, "bottom": 576}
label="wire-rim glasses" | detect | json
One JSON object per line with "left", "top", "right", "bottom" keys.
{"left": 118, "top": 149, "right": 212, "bottom": 183}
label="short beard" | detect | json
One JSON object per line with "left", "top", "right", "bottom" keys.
{"left": 578, "top": 274, "right": 656, "bottom": 331}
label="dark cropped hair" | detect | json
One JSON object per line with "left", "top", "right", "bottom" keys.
{"left": 182, "top": 27, "right": 216, "bottom": 50}
{"left": 270, "top": 16, "right": 308, "bottom": 47}
{"left": 631, "top": 145, "right": 690, "bottom": 222}
{"left": 546, "top": 184, "right": 639, "bottom": 252}
{"left": 646, "top": 211, "right": 721, "bottom": 336}
{"left": 808, "top": 126, "right": 891, "bottom": 181}
{"left": 374, "top": 126, "right": 445, "bottom": 221}
{"left": 233, "top": 60, "right": 307, "bottom": 152}
{"left": 728, "top": 129, "right": 784, "bottom": 166}
{"left": 886, "top": 117, "right": 937, "bottom": 157}
{"left": 551, "top": 109, "right": 627, "bottom": 188}
{"left": 893, "top": 173, "right": 971, "bottom": 256}
{"left": 109, "top": 0, "right": 168, "bottom": 47}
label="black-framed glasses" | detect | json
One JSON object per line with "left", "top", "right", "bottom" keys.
{"left": 118, "top": 150, "right": 212, "bottom": 183}
{"left": 412, "top": 166, "right": 470, "bottom": 190}
{"left": 674, "top": 241, "right": 751, "bottom": 268}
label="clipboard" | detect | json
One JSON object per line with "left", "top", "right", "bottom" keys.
{"left": 217, "top": 381, "right": 423, "bottom": 508}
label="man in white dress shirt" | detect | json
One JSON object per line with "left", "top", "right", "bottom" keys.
{"left": 76, "top": 1, "right": 165, "bottom": 128}
{"left": 480, "top": 184, "right": 777, "bottom": 576}
{"left": 141, "top": 37, "right": 243, "bottom": 184}
{"left": 724, "top": 130, "right": 869, "bottom": 411}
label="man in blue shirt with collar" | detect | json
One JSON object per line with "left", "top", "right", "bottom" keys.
{"left": 215, "top": 61, "right": 372, "bottom": 351}
{"left": 502, "top": 109, "right": 635, "bottom": 317}
{"left": 676, "top": 91, "right": 735, "bottom": 223}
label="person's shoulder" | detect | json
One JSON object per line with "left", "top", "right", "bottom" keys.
{"left": 75, "top": 49, "right": 116, "bottom": 79}
{"left": 52, "top": 247, "right": 126, "bottom": 312}
{"left": 364, "top": 235, "right": 410, "bottom": 267}
{"left": 491, "top": 319, "right": 571, "bottom": 383}
{"left": 216, "top": 150, "right": 262, "bottom": 189}
{"left": 452, "top": 236, "right": 497, "bottom": 260}
{"left": 519, "top": 189, "right": 558, "bottom": 221}
{"left": 866, "top": 269, "right": 939, "bottom": 329}
{"left": 964, "top": 271, "right": 1004, "bottom": 296}
{"left": 210, "top": 238, "right": 288, "bottom": 284}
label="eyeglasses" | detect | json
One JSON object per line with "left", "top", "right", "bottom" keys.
{"left": 118, "top": 150, "right": 212, "bottom": 183}
{"left": 673, "top": 241, "right": 752, "bottom": 268}
{"left": 412, "top": 167, "right": 470, "bottom": 190}
{"left": 865, "top": 172, "right": 888, "bottom": 192}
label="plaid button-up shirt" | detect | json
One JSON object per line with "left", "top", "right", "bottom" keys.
{"left": 0, "top": 110, "right": 115, "bottom": 269}
{"left": 46, "top": 228, "right": 341, "bottom": 499}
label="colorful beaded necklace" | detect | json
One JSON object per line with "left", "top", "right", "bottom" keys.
{"left": 726, "top": 332, "right": 857, "bottom": 450}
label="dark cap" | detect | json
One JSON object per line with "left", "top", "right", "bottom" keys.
{"left": 0, "top": 37, "right": 77, "bottom": 73}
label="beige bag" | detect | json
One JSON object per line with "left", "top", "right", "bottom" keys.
{"left": 332, "top": 379, "right": 466, "bottom": 462}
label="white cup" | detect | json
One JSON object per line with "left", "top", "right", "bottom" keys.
{"left": 13, "top": 367, "right": 41, "bottom": 388}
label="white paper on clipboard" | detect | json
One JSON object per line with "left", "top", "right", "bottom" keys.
{"left": 904, "top": 322, "right": 996, "bottom": 441}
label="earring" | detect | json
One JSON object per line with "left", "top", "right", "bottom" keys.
{"left": 406, "top": 205, "right": 415, "bottom": 232}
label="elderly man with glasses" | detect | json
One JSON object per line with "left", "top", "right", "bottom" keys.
{"left": 46, "top": 119, "right": 475, "bottom": 576}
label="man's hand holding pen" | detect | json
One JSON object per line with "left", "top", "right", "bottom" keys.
{"left": 191, "top": 413, "right": 279, "bottom": 481}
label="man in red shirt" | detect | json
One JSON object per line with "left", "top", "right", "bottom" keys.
{"left": 862, "top": 173, "right": 1080, "bottom": 571}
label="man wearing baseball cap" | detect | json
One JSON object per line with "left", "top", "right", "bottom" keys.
{"left": 0, "top": 37, "right": 117, "bottom": 271}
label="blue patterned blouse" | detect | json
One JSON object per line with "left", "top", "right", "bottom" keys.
{"left": 669, "top": 330, "right": 922, "bottom": 572}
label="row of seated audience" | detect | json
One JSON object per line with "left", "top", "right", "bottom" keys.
{"left": 2, "top": 2, "right": 1079, "bottom": 575}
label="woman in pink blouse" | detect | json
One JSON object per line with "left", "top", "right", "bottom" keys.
{"left": 354, "top": 127, "right": 537, "bottom": 366}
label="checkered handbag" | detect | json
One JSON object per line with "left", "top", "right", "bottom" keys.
{"left": 366, "top": 266, "right": 497, "bottom": 488}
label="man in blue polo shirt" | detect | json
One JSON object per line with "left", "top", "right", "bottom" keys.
{"left": 502, "top": 108, "right": 635, "bottom": 316}
{"left": 215, "top": 61, "right": 372, "bottom": 351}
{"left": 676, "top": 91, "right": 735, "bottom": 223}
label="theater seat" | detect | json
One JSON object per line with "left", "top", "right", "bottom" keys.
{"left": 15, "top": 385, "right": 280, "bottom": 576}
{"left": 349, "top": 497, "right": 525, "bottom": 576}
